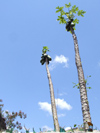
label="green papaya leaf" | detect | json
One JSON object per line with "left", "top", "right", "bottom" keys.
{"left": 81, "top": 14, "right": 84, "bottom": 17}
{"left": 61, "top": 10, "right": 65, "bottom": 15}
{"left": 56, "top": 6, "right": 60, "bottom": 9}
{"left": 59, "top": 21, "right": 62, "bottom": 24}
{"left": 65, "top": 3, "right": 71, "bottom": 8}
{"left": 65, "top": 12, "right": 69, "bottom": 16}
{"left": 71, "top": 6, "right": 79, "bottom": 14}
{"left": 77, "top": 10, "right": 82, "bottom": 16}
{"left": 77, "top": 10, "right": 86, "bottom": 16}
{"left": 59, "top": 7, "right": 64, "bottom": 11}
{"left": 73, "top": 27, "right": 76, "bottom": 31}
{"left": 73, "top": 18, "right": 79, "bottom": 24}
{"left": 56, "top": 10, "right": 60, "bottom": 13}
{"left": 69, "top": 10, "right": 72, "bottom": 15}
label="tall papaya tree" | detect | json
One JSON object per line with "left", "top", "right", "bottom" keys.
{"left": 40, "top": 46, "right": 59, "bottom": 132}
{"left": 56, "top": 3, "right": 92, "bottom": 131}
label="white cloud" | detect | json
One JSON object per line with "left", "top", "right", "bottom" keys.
{"left": 38, "top": 99, "right": 72, "bottom": 116}
{"left": 58, "top": 113, "right": 66, "bottom": 117}
{"left": 65, "top": 127, "right": 71, "bottom": 131}
{"left": 55, "top": 98, "right": 72, "bottom": 110}
{"left": 38, "top": 102, "right": 52, "bottom": 115}
{"left": 49, "top": 55, "right": 69, "bottom": 70}
{"left": 42, "top": 126, "right": 53, "bottom": 131}
{"left": 54, "top": 55, "right": 68, "bottom": 64}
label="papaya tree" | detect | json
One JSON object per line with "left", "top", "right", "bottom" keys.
{"left": 56, "top": 3, "right": 92, "bottom": 131}
{"left": 40, "top": 46, "right": 59, "bottom": 132}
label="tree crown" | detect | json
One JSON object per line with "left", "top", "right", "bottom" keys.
{"left": 40, "top": 46, "right": 52, "bottom": 65}
{"left": 42, "top": 46, "right": 50, "bottom": 54}
{"left": 56, "top": 3, "right": 86, "bottom": 32}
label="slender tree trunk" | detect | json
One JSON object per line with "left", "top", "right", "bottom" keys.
{"left": 70, "top": 27, "right": 92, "bottom": 131}
{"left": 45, "top": 57, "right": 59, "bottom": 132}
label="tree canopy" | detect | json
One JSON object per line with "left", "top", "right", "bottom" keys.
{"left": 56, "top": 3, "right": 86, "bottom": 32}
{"left": 40, "top": 46, "right": 52, "bottom": 65}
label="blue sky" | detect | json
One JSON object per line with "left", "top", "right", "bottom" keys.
{"left": 0, "top": 0, "right": 100, "bottom": 132}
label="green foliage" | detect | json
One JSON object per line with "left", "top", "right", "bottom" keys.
{"left": 77, "top": 10, "right": 86, "bottom": 17}
{"left": 65, "top": 3, "right": 71, "bottom": 8}
{"left": 40, "top": 46, "right": 52, "bottom": 65}
{"left": 74, "top": 124, "right": 77, "bottom": 127}
{"left": 69, "top": 123, "right": 85, "bottom": 132}
{"left": 42, "top": 46, "right": 50, "bottom": 54}
{"left": 0, "top": 99, "right": 27, "bottom": 131}
{"left": 73, "top": 18, "right": 79, "bottom": 24}
{"left": 73, "top": 75, "right": 92, "bottom": 90}
{"left": 71, "top": 5, "right": 79, "bottom": 13}
{"left": 56, "top": 3, "right": 86, "bottom": 32}
{"left": 72, "top": 82, "right": 80, "bottom": 89}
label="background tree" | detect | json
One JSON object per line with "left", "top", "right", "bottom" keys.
{"left": 56, "top": 3, "right": 92, "bottom": 131}
{"left": 40, "top": 46, "right": 59, "bottom": 132}
{"left": 0, "top": 112, "right": 6, "bottom": 131}
{"left": 0, "top": 99, "right": 27, "bottom": 132}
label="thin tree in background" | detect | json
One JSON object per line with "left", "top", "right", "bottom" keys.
{"left": 40, "top": 46, "right": 59, "bottom": 132}
{"left": 56, "top": 3, "right": 92, "bottom": 131}
{"left": 0, "top": 99, "right": 27, "bottom": 132}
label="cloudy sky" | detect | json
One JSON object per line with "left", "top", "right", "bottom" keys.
{"left": 0, "top": 0, "right": 100, "bottom": 132}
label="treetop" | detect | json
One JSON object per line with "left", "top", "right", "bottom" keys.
{"left": 42, "top": 46, "right": 50, "bottom": 54}
{"left": 40, "top": 46, "right": 52, "bottom": 65}
{"left": 56, "top": 3, "right": 86, "bottom": 31}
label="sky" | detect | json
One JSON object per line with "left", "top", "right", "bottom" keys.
{"left": 0, "top": 0, "right": 100, "bottom": 132}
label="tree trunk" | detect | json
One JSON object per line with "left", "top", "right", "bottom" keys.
{"left": 45, "top": 57, "right": 59, "bottom": 132}
{"left": 70, "top": 27, "right": 92, "bottom": 131}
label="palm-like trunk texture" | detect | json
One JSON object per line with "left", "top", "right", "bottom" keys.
{"left": 45, "top": 58, "right": 59, "bottom": 132}
{"left": 70, "top": 27, "right": 92, "bottom": 131}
